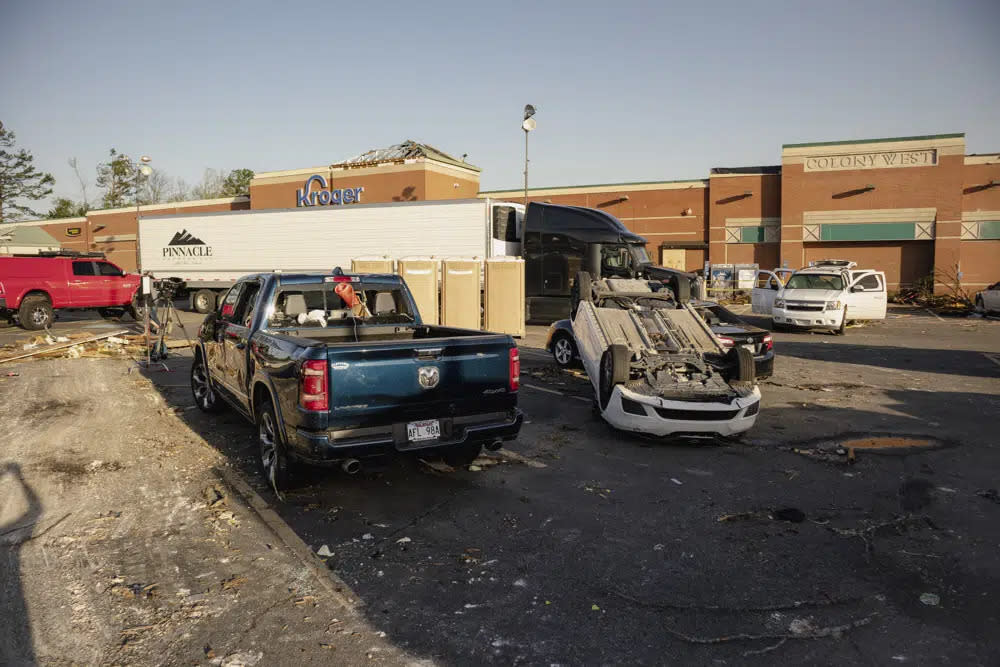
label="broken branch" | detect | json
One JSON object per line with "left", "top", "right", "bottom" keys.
{"left": 609, "top": 588, "right": 868, "bottom": 613}
{"left": 663, "top": 613, "right": 877, "bottom": 646}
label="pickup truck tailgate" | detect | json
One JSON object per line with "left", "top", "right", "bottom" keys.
{"left": 326, "top": 335, "right": 516, "bottom": 426}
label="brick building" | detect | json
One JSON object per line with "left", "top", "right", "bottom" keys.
{"left": 21, "top": 134, "right": 1000, "bottom": 292}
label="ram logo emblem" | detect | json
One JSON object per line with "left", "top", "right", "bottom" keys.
{"left": 418, "top": 366, "right": 440, "bottom": 389}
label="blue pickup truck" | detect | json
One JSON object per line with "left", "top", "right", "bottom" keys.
{"left": 191, "top": 270, "right": 523, "bottom": 494}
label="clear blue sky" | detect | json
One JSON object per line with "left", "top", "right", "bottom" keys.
{"left": 2, "top": 0, "right": 998, "bottom": 209}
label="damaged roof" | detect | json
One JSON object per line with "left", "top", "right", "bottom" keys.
{"left": 0, "top": 223, "right": 60, "bottom": 247}
{"left": 711, "top": 166, "right": 781, "bottom": 175}
{"left": 332, "top": 140, "right": 480, "bottom": 172}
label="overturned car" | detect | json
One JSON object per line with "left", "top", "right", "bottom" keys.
{"left": 573, "top": 276, "right": 760, "bottom": 438}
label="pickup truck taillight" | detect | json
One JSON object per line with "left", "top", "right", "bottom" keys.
{"left": 299, "top": 360, "right": 329, "bottom": 411}
{"left": 509, "top": 348, "right": 520, "bottom": 392}
{"left": 717, "top": 335, "right": 735, "bottom": 348}
{"left": 762, "top": 334, "right": 773, "bottom": 351}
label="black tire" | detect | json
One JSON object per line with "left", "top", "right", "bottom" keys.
{"left": 193, "top": 289, "right": 217, "bottom": 314}
{"left": 18, "top": 295, "right": 53, "bottom": 330}
{"left": 735, "top": 345, "right": 755, "bottom": 383}
{"left": 257, "top": 399, "right": 294, "bottom": 496}
{"left": 551, "top": 333, "right": 577, "bottom": 368}
{"left": 598, "top": 344, "right": 630, "bottom": 410}
{"left": 98, "top": 307, "right": 125, "bottom": 320}
{"left": 572, "top": 271, "right": 593, "bottom": 318}
{"left": 190, "top": 355, "right": 224, "bottom": 413}
{"left": 129, "top": 294, "right": 148, "bottom": 322}
{"left": 976, "top": 296, "right": 985, "bottom": 313}
{"left": 443, "top": 442, "right": 483, "bottom": 467}
{"left": 835, "top": 307, "right": 848, "bottom": 336}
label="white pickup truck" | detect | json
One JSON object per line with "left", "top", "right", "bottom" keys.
{"left": 752, "top": 260, "right": 887, "bottom": 334}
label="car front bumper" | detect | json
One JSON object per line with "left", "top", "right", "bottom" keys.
{"left": 289, "top": 409, "right": 524, "bottom": 464}
{"left": 773, "top": 306, "right": 844, "bottom": 329}
{"left": 601, "top": 384, "right": 761, "bottom": 437}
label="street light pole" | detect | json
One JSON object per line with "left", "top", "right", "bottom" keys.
{"left": 134, "top": 155, "right": 152, "bottom": 272}
{"left": 522, "top": 105, "right": 536, "bottom": 206}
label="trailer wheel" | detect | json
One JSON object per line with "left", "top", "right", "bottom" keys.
{"left": 598, "top": 344, "right": 630, "bottom": 410}
{"left": 193, "top": 289, "right": 216, "bottom": 314}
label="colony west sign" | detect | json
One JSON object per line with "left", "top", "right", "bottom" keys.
{"left": 804, "top": 149, "right": 937, "bottom": 172}
{"left": 296, "top": 174, "right": 365, "bottom": 207}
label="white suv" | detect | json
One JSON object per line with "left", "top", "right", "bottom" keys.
{"left": 752, "top": 260, "right": 887, "bottom": 334}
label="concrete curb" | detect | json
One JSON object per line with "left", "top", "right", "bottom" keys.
{"left": 212, "top": 465, "right": 361, "bottom": 609}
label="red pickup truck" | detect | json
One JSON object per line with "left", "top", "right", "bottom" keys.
{"left": 0, "top": 253, "right": 144, "bottom": 330}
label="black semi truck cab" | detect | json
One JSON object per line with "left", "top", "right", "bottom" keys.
{"left": 521, "top": 202, "right": 697, "bottom": 323}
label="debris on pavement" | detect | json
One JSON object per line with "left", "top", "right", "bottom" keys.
{"left": 919, "top": 593, "right": 940, "bottom": 606}
{"left": 316, "top": 545, "right": 334, "bottom": 557}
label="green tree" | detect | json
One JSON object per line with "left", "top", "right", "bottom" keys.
{"left": 95, "top": 148, "right": 137, "bottom": 209}
{"left": 0, "top": 121, "right": 55, "bottom": 223}
{"left": 46, "top": 197, "right": 88, "bottom": 219}
{"left": 222, "top": 168, "right": 254, "bottom": 196}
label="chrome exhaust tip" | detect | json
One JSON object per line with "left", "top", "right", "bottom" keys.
{"left": 485, "top": 439, "right": 504, "bottom": 452}
{"left": 341, "top": 458, "right": 361, "bottom": 475}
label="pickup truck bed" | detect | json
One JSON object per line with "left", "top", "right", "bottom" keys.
{"left": 193, "top": 271, "right": 522, "bottom": 495}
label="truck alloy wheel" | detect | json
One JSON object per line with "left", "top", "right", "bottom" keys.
{"left": 258, "top": 403, "right": 291, "bottom": 495}
{"left": 18, "top": 295, "right": 53, "bottom": 331}
{"left": 552, "top": 336, "right": 576, "bottom": 367}
{"left": 190, "top": 357, "right": 223, "bottom": 413}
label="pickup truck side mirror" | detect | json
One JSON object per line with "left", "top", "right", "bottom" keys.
{"left": 850, "top": 285, "right": 864, "bottom": 292}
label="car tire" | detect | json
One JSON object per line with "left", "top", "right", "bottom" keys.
{"left": 551, "top": 333, "right": 577, "bottom": 368}
{"left": 599, "top": 344, "right": 630, "bottom": 410}
{"left": 193, "top": 289, "right": 216, "bottom": 314}
{"left": 835, "top": 308, "right": 848, "bottom": 336}
{"left": 976, "top": 296, "right": 985, "bottom": 313}
{"left": 572, "top": 271, "right": 593, "bottom": 318}
{"left": 257, "top": 399, "right": 294, "bottom": 496}
{"left": 18, "top": 295, "right": 53, "bottom": 331}
{"left": 190, "top": 355, "right": 224, "bottom": 413}
{"left": 129, "top": 295, "right": 148, "bottom": 322}
{"left": 443, "top": 442, "right": 483, "bottom": 468}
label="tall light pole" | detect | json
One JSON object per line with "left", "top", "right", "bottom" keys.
{"left": 134, "top": 155, "right": 152, "bottom": 272}
{"left": 522, "top": 105, "right": 536, "bottom": 205}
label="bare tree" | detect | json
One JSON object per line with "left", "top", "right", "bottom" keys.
{"left": 139, "top": 169, "right": 171, "bottom": 204}
{"left": 68, "top": 157, "right": 91, "bottom": 210}
{"left": 167, "top": 178, "right": 190, "bottom": 203}
{"left": 190, "top": 168, "right": 227, "bottom": 200}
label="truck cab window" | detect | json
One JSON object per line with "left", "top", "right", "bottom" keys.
{"left": 220, "top": 284, "right": 244, "bottom": 321}
{"left": 97, "top": 262, "right": 123, "bottom": 276}
{"left": 601, "top": 246, "right": 633, "bottom": 277}
{"left": 72, "top": 261, "right": 96, "bottom": 276}
{"left": 232, "top": 282, "right": 261, "bottom": 326}
{"left": 269, "top": 284, "right": 414, "bottom": 328}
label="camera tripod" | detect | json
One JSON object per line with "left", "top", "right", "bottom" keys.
{"left": 144, "top": 280, "right": 196, "bottom": 365}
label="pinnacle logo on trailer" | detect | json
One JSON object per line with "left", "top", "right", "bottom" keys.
{"left": 163, "top": 229, "right": 212, "bottom": 257}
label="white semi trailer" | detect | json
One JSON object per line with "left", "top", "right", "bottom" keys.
{"left": 138, "top": 198, "right": 523, "bottom": 312}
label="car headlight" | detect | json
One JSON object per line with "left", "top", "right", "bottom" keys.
{"left": 825, "top": 300, "right": 842, "bottom": 310}
{"left": 774, "top": 298, "right": 785, "bottom": 308}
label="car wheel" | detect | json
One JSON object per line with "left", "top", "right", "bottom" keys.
{"left": 129, "top": 295, "right": 148, "bottom": 322}
{"left": 258, "top": 400, "right": 293, "bottom": 496}
{"left": 599, "top": 344, "right": 630, "bottom": 410}
{"left": 190, "top": 355, "right": 224, "bottom": 413}
{"left": 443, "top": 442, "right": 483, "bottom": 468}
{"left": 18, "top": 295, "right": 53, "bottom": 331}
{"left": 727, "top": 346, "right": 756, "bottom": 396}
{"left": 551, "top": 334, "right": 577, "bottom": 368}
{"left": 835, "top": 308, "right": 847, "bottom": 336}
{"left": 193, "top": 289, "right": 216, "bottom": 314}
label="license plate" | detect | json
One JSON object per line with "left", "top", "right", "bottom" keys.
{"left": 407, "top": 419, "right": 440, "bottom": 442}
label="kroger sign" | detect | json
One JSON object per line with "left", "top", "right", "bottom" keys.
{"left": 296, "top": 174, "right": 364, "bottom": 207}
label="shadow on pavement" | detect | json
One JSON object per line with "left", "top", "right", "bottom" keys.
{"left": 0, "top": 462, "right": 42, "bottom": 666}
{"left": 775, "top": 342, "right": 1000, "bottom": 378}
{"left": 137, "top": 348, "right": 1000, "bottom": 664}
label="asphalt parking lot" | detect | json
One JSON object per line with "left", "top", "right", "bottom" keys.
{"left": 3, "top": 303, "right": 1000, "bottom": 664}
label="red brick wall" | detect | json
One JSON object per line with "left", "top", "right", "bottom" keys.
{"left": 802, "top": 241, "right": 934, "bottom": 289}
{"left": 708, "top": 173, "right": 781, "bottom": 268}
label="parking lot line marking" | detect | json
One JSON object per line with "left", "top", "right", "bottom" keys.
{"left": 924, "top": 308, "right": 945, "bottom": 322}
{"left": 983, "top": 353, "right": 1000, "bottom": 369}
{"left": 523, "top": 383, "right": 591, "bottom": 403}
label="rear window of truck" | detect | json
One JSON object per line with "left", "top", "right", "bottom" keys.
{"left": 268, "top": 283, "right": 415, "bottom": 328}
